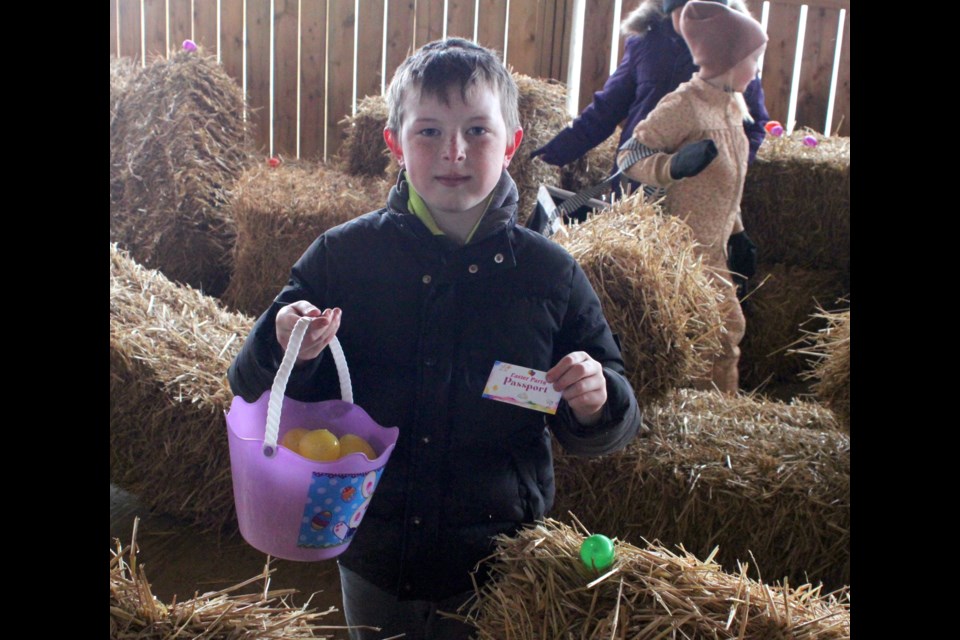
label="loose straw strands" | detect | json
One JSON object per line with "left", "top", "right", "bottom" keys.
{"left": 110, "top": 517, "right": 341, "bottom": 638}
{"left": 222, "top": 160, "right": 390, "bottom": 316}
{"left": 110, "top": 243, "right": 253, "bottom": 531}
{"left": 552, "top": 388, "right": 850, "bottom": 590}
{"left": 337, "top": 94, "right": 393, "bottom": 178}
{"left": 796, "top": 308, "right": 850, "bottom": 430}
{"left": 463, "top": 518, "right": 850, "bottom": 640}
{"left": 556, "top": 196, "right": 725, "bottom": 404}
{"left": 110, "top": 51, "right": 253, "bottom": 297}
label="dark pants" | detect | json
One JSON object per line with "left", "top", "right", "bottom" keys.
{"left": 338, "top": 563, "right": 476, "bottom": 640}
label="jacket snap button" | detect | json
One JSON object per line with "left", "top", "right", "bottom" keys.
{"left": 412, "top": 516, "right": 422, "bottom": 525}
{"left": 494, "top": 253, "right": 504, "bottom": 263}
{"left": 422, "top": 274, "right": 431, "bottom": 284}
{"left": 424, "top": 357, "right": 436, "bottom": 367}
{"left": 468, "top": 264, "right": 479, "bottom": 274}
{"left": 421, "top": 436, "right": 430, "bottom": 444}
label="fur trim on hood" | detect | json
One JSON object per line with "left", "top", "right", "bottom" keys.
{"left": 621, "top": 0, "right": 751, "bottom": 38}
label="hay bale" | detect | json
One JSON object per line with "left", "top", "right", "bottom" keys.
{"left": 513, "top": 73, "right": 567, "bottom": 224}
{"left": 740, "top": 132, "right": 850, "bottom": 274}
{"left": 560, "top": 128, "right": 621, "bottom": 194}
{"left": 555, "top": 195, "right": 725, "bottom": 404}
{"left": 464, "top": 518, "right": 850, "bottom": 639}
{"left": 739, "top": 263, "right": 848, "bottom": 390}
{"left": 110, "top": 519, "right": 340, "bottom": 638}
{"left": 221, "top": 161, "right": 391, "bottom": 317}
{"left": 337, "top": 94, "right": 392, "bottom": 178}
{"left": 552, "top": 388, "right": 850, "bottom": 590}
{"left": 110, "top": 243, "right": 253, "bottom": 531}
{"left": 110, "top": 51, "right": 253, "bottom": 298}
{"left": 798, "top": 308, "right": 850, "bottom": 430}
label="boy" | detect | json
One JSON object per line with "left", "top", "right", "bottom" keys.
{"left": 228, "top": 38, "right": 641, "bottom": 639}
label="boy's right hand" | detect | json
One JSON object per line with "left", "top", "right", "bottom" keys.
{"left": 276, "top": 302, "right": 342, "bottom": 364}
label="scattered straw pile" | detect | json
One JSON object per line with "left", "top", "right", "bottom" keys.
{"left": 110, "top": 51, "right": 253, "bottom": 298}
{"left": 561, "top": 128, "right": 621, "bottom": 194}
{"left": 552, "top": 388, "right": 850, "bottom": 590}
{"left": 464, "top": 518, "right": 850, "bottom": 639}
{"left": 798, "top": 308, "right": 850, "bottom": 430}
{"left": 337, "top": 94, "right": 392, "bottom": 178}
{"left": 739, "top": 263, "right": 848, "bottom": 390}
{"left": 222, "top": 161, "right": 391, "bottom": 316}
{"left": 741, "top": 132, "right": 850, "bottom": 274}
{"left": 110, "top": 518, "right": 340, "bottom": 638}
{"left": 110, "top": 243, "right": 253, "bottom": 531}
{"left": 556, "top": 195, "right": 725, "bottom": 404}
{"left": 513, "top": 73, "right": 568, "bottom": 224}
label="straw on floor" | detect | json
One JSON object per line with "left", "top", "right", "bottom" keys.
{"left": 110, "top": 50, "right": 253, "bottom": 297}
{"left": 110, "top": 517, "right": 342, "bottom": 639}
{"left": 462, "top": 518, "right": 850, "bottom": 639}
{"left": 552, "top": 388, "right": 850, "bottom": 590}
{"left": 222, "top": 160, "right": 391, "bottom": 316}
{"left": 110, "top": 243, "right": 253, "bottom": 531}
{"left": 555, "top": 195, "right": 725, "bottom": 404}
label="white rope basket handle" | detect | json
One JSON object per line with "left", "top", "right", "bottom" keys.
{"left": 262, "top": 315, "right": 353, "bottom": 458}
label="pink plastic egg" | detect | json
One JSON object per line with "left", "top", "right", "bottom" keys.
{"left": 803, "top": 135, "right": 818, "bottom": 147}
{"left": 183, "top": 39, "right": 197, "bottom": 52}
{"left": 268, "top": 157, "right": 281, "bottom": 168}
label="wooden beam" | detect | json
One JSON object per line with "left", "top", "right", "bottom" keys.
{"left": 577, "top": 0, "right": 616, "bottom": 113}
{"left": 446, "top": 0, "right": 475, "bottom": 40}
{"left": 220, "top": 0, "right": 244, "bottom": 90}
{"left": 111, "top": 0, "right": 119, "bottom": 58}
{"left": 117, "top": 0, "right": 142, "bottom": 62}
{"left": 768, "top": 0, "right": 848, "bottom": 10}
{"left": 414, "top": 0, "right": 444, "bottom": 47}
{"left": 247, "top": 0, "right": 273, "bottom": 153}
{"left": 795, "top": 4, "right": 841, "bottom": 134}
{"left": 194, "top": 0, "right": 220, "bottom": 56}
{"left": 831, "top": 9, "right": 849, "bottom": 136}
{"left": 274, "top": 0, "right": 300, "bottom": 158}
{"left": 356, "top": 0, "right": 387, "bottom": 100}
{"left": 759, "top": 1, "right": 801, "bottom": 127}
{"left": 326, "top": 0, "right": 356, "bottom": 159}
{"left": 142, "top": 0, "right": 166, "bottom": 61}
{"left": 476, "top": 0, "right": 507, "bottom": 56}
{"left": 299, "top": 0, "right": 328, "bottom": 160}
{"left": 505, "top": 0, "right": 539, "bottom": 77}
{"left": 385, "top": 0, "right": 416, "bottom": 87}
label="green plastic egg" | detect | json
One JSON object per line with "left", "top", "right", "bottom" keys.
{"left": 579, "top": 534, "right": 615, "bottom": 571}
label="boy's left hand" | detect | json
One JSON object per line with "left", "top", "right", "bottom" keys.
{"left": 546, "top": 352, "right": 607, "bottom": 426}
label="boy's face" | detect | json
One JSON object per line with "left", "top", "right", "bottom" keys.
{"left": 384, "top": 84, "right": 523, "bottom": 223}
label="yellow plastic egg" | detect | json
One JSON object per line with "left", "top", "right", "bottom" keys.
{"left": 339, "top": 434, "right": 377, "bottom": 460}
{"left": 280, "top": 427, "right": 310, "bottom": 454}
{"left": 298, "top": 428, "right": 341, "bottom": 462}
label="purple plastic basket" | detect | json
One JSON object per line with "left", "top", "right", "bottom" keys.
{"left": 225, "top": 318, "right": 399, "bottom": 561}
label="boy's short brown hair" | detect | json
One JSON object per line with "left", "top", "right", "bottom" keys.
{"left": 385, "top": 38, "right": 520, "bottom": 133}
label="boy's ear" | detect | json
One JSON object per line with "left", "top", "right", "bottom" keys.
{"left": 503, "top": 127, "right": 524, "bottom": 168}
{"left": 384, "top": 128, "right": 403, "bottom": 167}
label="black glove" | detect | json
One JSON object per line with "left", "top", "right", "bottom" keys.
{"left": 529, "top": 143, "right": 567, "bottom": 166}
{"left": 669, "top": 139, "right": 718, "bottom": 180}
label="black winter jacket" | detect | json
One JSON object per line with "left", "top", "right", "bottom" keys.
{"left": 228, "top": 171, "right": 641, "bottom": 600}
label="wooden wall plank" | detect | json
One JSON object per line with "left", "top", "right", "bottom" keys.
{"left": 169, "top": 0, "right": 193, "bottom": 53}
{"left": 832, "top": 9, "right": 849, "bottom": 136}
{"left": 743, "top": 0, "right": 764, "bottom": 20}
{"left": 505, "top": 0, "right": 539, "bottom": 76}
{"left": 247, "top": 0, "right": 273, "bottom": 153}
{"left": 274, "top": 0, "right": 300, "bottom": 158}
{"left": 577, "top": 0, "right": 615, "bottom": 112}
{"left": 759, "top": 2, "right": 800, "bottom": 127}
{"left": 446, "top": 0, "right": 475, "bottom": 40}
{"left": 476, "top": 0, "right": 507, "bottom": 56}
{"left": 220, "top": 0, "right": 244, "bottom": 89}
{"left": 535, "top": 0, "right": 555, "bottom": 78}
{"left": 771, "top": 0, "right": 848, "bottom": 10}
{"left": 111, "top": 0, "right": 119, "bottom": 57}
{"left": 384, "top": 0, "right": 416, "bottom": 87}
{"left": 143, "top": 0, "right": 167, "bottom": 61}
{"left": 356, "top": 0, "right": 387, "bottom": 100}
{"left": 118, "top": 0, "right": 142, "bottom": 62}
{"left": 326, "top": 0, "right": 357, "bottom": 159}
{"left": 300, "top": 0, "right": 328, "bottom": 160}
{"left": 795, "top": 5, "right": 840, "bottom": 134}
{"left": 414, "top": 0, "right": 444, "bottom": 47}
{"left": 194, "top": 0, "right": 220, "bottom": 56}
